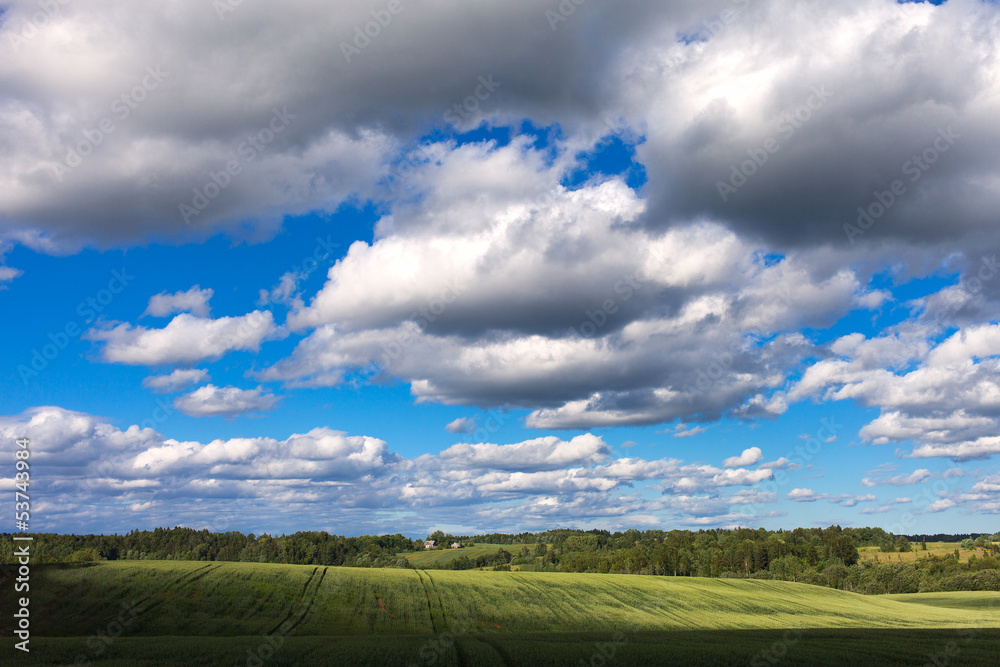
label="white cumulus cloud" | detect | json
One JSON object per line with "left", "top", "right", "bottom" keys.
{"left": 173, "top": 385, "right": 281, "bottom": 418}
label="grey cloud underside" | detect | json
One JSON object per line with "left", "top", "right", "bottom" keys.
{"left": 631, "top": 1, "right": 1000, "bottom": 248}
{"left": 0, "top": 0, "right": 721, "bottom": 249}
{"left": 8, "top": 0, "right": 1000, "bottom": 448}
{"left": 2, "top": 0, "right": 998, "bottom": 251}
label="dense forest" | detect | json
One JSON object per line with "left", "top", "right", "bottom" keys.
{"left": 0, "top": 528, "right": 417, "bottom": 569}
{"left": 3, "top": 525, "right": 999, "bottom": 595}
{"left": 428, "top": 527, "right": 1000, "bottom": 595}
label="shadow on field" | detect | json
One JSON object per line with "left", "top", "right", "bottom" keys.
{"left": 2, "top": 629, "right": 998, "bottom": 666}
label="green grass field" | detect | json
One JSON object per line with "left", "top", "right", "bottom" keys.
{"left": 399, "top": 543, "right": 518, "bottom": 568}
{"left": 884, "top": 591, "right": 1000, "bottom": 610}
{"left": 1, "top": 561, "right": 998, "bottom": 665}
{"left": 857, "top": 541, "right": 1000, "bottom": 564}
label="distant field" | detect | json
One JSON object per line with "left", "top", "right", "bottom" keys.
{"left": 399, "top": 543, "right": 521, "bottom": 568}
{"left": 884, "top": 591, "right": 1000, "bottom": 610}
{"left": 858, "top": 541, "right": 995, "bottom": 563}
{"left": 1, "top": 561, "right": 998, "bottom": 665}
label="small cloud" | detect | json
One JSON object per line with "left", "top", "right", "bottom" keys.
{"left": 259, "top": 271, "right": 305, "bottom": 308}
{"left": 788, "top": 488, "right": 875, "bottom": 506}
{"left": 88, "top": 309, "right": 280, "bottom": 365}
{"left": 143, "top": 286, "right": 213, "bottom": 318}
{"left": 620, "top": 440, "right": 638, "bottom": 449}
{"left": 799, "top": 431, "right": 837, "bottom": 444}
{"left": 759, "top": 457, "right": 795, "bottom": 470}
{"left": 853, "top": 289, "right": 891, "bottom": 310}
{"left": 840, "top": 494, "right": 876, "bottom": 508}
{"left": 445, "top": 417, "right": 477, "bottom": 434}
{"left": 173, "top": 384, "right": 280, "bottom": 418}
{"left": 927, "top": 499, "right": 956, "bottom": 513}
{"left": 143, "top": 368, "right": 209, "bottom": 393}
{"left": 0, "top": 266, "right": 23, "bottom": 289}
{"left": 788, "top": 488, "right": 819, "bottom": 502}
{"left": 723, "top": 447, "right": 763, "bottom": 469}
{"left": 862, "top": 469, "right": 931, "bottom": 488}
{"left": 672, "top": 424, "right": 707, "bottom": 438}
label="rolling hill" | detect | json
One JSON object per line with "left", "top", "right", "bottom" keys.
{"left": 1, "top": 561, "right": 997, "bottom": 665}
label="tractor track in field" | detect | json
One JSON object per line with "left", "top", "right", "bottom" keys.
{"left": 423, "top": 570, "right": 451, "bottom": 632}
{"left": 601, "top": 578, "right": 665, "bottom": 616}
{"left": 267, "top": 566, "right": 320, "bottom": 636}
{"left": 281, "top": 566, "right": 328, "bottom": 636}
{"left": 451, "top": 635, "right": 511, "bottom": 667}
{"left": 415, "top": 569, "right": 443, "bottom": 633}
{"left": 130, "top": 562, "right": 221, "bottom": 616}
{"left": 473, "top": 635, "right": 512, "bottom": 667}
{"left": 454, "top": 635, "right": 510, "bottom": 667}
{"left": 516, "top": 575, "right": 577, "bottom": 626}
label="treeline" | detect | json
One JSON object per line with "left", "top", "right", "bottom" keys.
{"left": 4, "top": 525, "right": 999, "bottom": 595}
{"left": 422, "top": 526, "right": 1000, "bottom": 594}
{"left": 842, "top": 555, "right": 1000, "bottom": 594}
{"left": 0, "top": 527, "right": 419, "bottom": 568}
{"left": 426, "top": 526, "right": 867, "bottom": 576}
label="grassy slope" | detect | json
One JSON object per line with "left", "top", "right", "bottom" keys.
{"left": 400, "top": 543, "right": 517, "bottom": 568}
{"left": 2, "top": 562, "right": 999, "bottom": 666}
{"left": 3, "top": 561, "right": 999, "bottom": 636}
{"left": 884, "top": 591, "right": 1000, "bottom": 611}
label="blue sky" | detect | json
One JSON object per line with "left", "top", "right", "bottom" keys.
{"left": 1, "top": 0, "right": 998, "bottom": 538}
